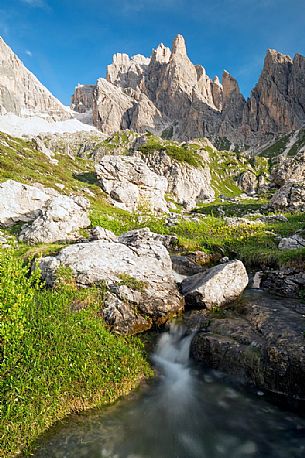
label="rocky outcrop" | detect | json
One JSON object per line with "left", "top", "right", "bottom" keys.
{"left": 278, "top": 233, "right": 305, "bottom": 250}
{"left": 272, "top": 149, "right": 305, "bottom": 186}
{"left": 0, "top": 180, "right": 58, "bottom": 227}
{"left": 0, "top": 230, "right": 12, "bottom": 248}
{"left": 188, "top": 290, "right": 305, "bottom": 399}
{"left": 269, "top": 181, "right": 305, "bottom": 211}
{"left": 107, "top": 53, "right": 150, "bottom": 90}
{"left": 181, "top": 260, "right": 248, "bottom": 309}
{"left": 32, "top": 130, "right": 107, "bottom": 160}
{"left": 72, "top": 35, "right": 305, "bottom": 147}
{"left": 237, "top": 170, "right": 258, "bottom": 195}
{"left": 0, "top": 37, "right": 70, "bottom": 120}
{"left": 92, "top": 79, "right": 135, "bottom": 134}
{"left": 245, "top": 50, "right": 305, "bottom": 142}
{"left": 39, "top": 228, "right": 183, "bottom": 334}
{"left": 0, "top": 180, "right": 91, "bottom": 244}
{"left": 19, "top": 195, "right": 90, "bottom": 244}
{"left": 261, "top": 269, "right": 305, "bottom": 298}
{"left": 71, "top": 84, "right": 95, "bottom": 114}
{"left": 136, "top": 143, "right": 214, "bottom": 208}
{"left": 95, "top": 155, "right": 168, "bottom": 212}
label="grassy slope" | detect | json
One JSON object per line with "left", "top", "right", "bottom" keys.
{"left": 0, "top": 250, "right": 152, "bottom": 458}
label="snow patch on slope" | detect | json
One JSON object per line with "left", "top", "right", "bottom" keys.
{"left": 0, "top": 113, "right": 97, "bottom": 137}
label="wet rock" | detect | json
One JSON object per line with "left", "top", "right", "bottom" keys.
{"left": 171, "top": 251, "right": 217, "bottom": 276}
{"left": 189, "top": 290, "right": 305, "bottom": 399}
{"left": 261, "top": 269, "right": 305, "bottom": 297}
{"left": 181, "top": 260, "right": 248, "bottom": 309}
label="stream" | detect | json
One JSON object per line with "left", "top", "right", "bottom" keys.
{"left": 33, "top": 324, "right": 305, "bottom": 458}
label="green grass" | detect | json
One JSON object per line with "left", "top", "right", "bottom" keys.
{"left": 167, "top": 211, "right": 305, "bottom": 269}
{"left": 138, "top": 136, "right": 205, "bottom": 168}
{"left": 259, "top": 134, "right": 290, "bottom": 159}
{"left": 118, "top": 273, "right": 148, "bottom": 292}
{"left": 0, "top": 249, "right": 152, "bottom": 458}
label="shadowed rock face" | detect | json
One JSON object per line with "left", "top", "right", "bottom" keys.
{"left": 72, "top": 35, "right": 305, "bottom": 147}
{"left": 188, "top": 290, "right": 305, "bottom": 399}
{"left": 0, "top": 37, "right": 70, "bottom": 120}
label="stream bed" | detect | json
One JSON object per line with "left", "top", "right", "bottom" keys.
{"left": 33, "top": 324, "right": 305, "bottom": 458}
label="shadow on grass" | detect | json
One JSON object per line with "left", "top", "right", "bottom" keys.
{"left": 73, "top": 172, "right": 98, "bottom": 185}
{"left": 195, "top": 201, "right": 265, "bottom": 217}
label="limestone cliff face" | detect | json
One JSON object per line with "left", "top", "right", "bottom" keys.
{"left": 0, "top": 37, "right": 70, "bottom": 120}
{"left": 72, "top": 35, "right": 305, "bottom": 147}
{"left": 71, "top": 84, "right": 95, "bottom": 114}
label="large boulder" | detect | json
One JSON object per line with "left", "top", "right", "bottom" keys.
{"left": 136, "top": 146, "right": 214, "bottom": 209}
{"left": 181, "top": 260, "right": 248, "bottom": 309}
{"left": 237, "top": 170, "right": 258, "bottom": 195}
{"left": 39, "top": 228, "right": 183, "bottom": 334}
{"left": 95, "top": 155, "right": 168, "bottom": 213}
{"left": 269, "top": 181, "right": 305, "bottom": 211}
{"left": 188, "top": 290, "right": 305, "bottom": 399}
{"left": 0, "top": 180, "right": 58, "bottom": 227}
{"left": 19, "top": 195, "right": 90, "bottom": 244}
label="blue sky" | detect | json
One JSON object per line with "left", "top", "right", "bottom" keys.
{"left": 1, "top": 0, "right": 304, "bottom": 105}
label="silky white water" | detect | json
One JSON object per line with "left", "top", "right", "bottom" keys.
{"left": 33, "top": 324, "right": 305, "bottom": 458}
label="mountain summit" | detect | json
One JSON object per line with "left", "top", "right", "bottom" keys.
{"left": 72, "top": 34, "right": 305, "bottom": 147}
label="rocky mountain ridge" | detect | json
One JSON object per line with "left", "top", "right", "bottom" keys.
{"left": 0, "top": 37, "right": 71, "bottom": 121}
{"left": 72, "top": 35, "right": 305, "bottom": 148}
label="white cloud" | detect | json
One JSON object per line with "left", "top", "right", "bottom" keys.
{"left": 25, "top": 49, "right": 32, "bottom": 56}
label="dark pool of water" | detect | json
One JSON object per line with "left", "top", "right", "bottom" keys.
{"left": 33, "top": 325, "right": 305, "bottom": 458}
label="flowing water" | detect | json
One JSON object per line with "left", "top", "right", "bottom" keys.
{"left": 33, "top": 324, "right": 305, "bottom": 458}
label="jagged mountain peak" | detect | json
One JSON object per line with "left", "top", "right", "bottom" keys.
{"left": 222, "top": 71, "right": 241, "bottom": 99}
{"left": 171, "top": 34, "right": 187, "bottom": 58}
{"left": 71, "top": 35, "right": 305, "bottom": 147}
{"left": 264, "top": 48, "right": 293, "bottom": 66}
{"left": 151, "top": 43, "right": 171, "bottom": 64}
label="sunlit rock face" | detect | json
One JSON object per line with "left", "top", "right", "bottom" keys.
{"left": 72, "top": 35, "right": 305, "bottom": 147}
{"left": 0, "top": 37, "right": 71, "bottom": 121}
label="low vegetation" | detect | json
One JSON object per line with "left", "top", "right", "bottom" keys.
{"left": 138, "top": 134, "right": 205, "bottom": 168}
{"left": 0, "top": 250, "right": 152, "bottom": 458}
